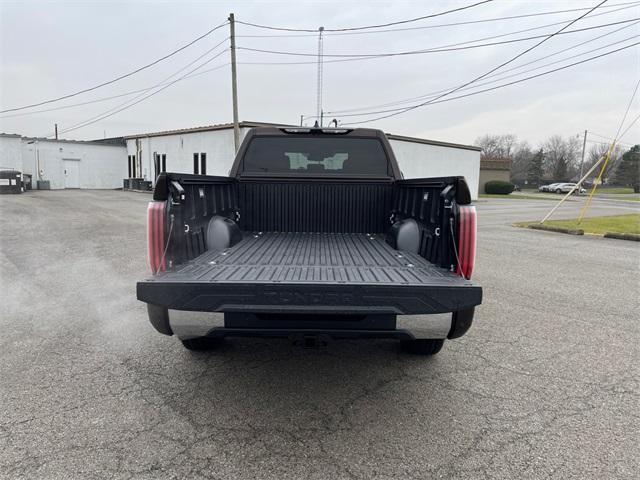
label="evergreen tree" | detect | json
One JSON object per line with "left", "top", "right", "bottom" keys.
{"left": 553, "top": 155, "right": 568, "bottom": 182}
{"left": 527, "top": 149, "right": 544, "bottom": 186}
{"left": 613, "top": 145, "right": 640, "bottom": 192}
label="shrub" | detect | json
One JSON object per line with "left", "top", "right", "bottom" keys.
{"left": 485, "top": 180, "right": 515, "bottom": 195}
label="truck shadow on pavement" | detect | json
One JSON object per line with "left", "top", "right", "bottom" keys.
{"left": 139, "top": 337, "right": 454, "bottom": 437}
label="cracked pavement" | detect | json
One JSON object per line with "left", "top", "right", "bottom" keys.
{"left": 1, "top": 190, "right": 638, "bottom": 479}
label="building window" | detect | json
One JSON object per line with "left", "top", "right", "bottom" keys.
{"left": 193, "top": 153, "right": 199, "bottom": 175}
{"left": 129, "top": 154, "right": 137, "bottom": 178}
{"left": 153, "top": 153, "right": 158, "bottom": 180}
{"left": 200, "top": 153, "right": 206, "bottom": 175}
{"left": 154, "top": 153, "right": 167, "bottom": 180}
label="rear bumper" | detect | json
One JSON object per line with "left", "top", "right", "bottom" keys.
{"left": 145, "top": 307, "right": 477, "bottom": 341}
{"left": 136, "top": 281, "right": 482, "bottom": 316}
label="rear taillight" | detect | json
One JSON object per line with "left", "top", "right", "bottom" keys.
{"left": 457, "top": 205, "right": 476, "bottom": 279}
{"left": 147, "top": 201, "right": 166, "bottom": 274}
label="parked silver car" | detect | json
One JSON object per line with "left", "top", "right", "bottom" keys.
{"left": 539, "top": 183, "right": 561, "bottom": 192}
{"left": 553, "top": 183, "right": 587, "bottom": 194}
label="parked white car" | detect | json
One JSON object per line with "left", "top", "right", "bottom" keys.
{"left": 539, "top": 183, "right": 561, "bottom": 192}
{"left": 553, "top": 183, "right": 587, "bottom": 194}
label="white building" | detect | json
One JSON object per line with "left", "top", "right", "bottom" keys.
{"left": 125, "top": 121, "right": 481, "bottom": 199}
{"left": 386, "top": 134, "right": 481, "bottom": 199}
{"left": 0, "top": 133, "right": 126, "bottom": 190}
{"left": 124, "top": 121, "right": 282, "bottom": 184}
{"left": 0, "top": 133, "right": 23, "bottom": 171}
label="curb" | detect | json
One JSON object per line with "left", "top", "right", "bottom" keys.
{"left": 527, "top": 224, "right": 584, "bottom": 235}
{"left": 123, "top": 189, "right": 153, "bottom": 194}
{"left": 603, "top": 232, "right": 640, "bottom": 242}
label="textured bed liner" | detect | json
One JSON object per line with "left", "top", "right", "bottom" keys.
{"left": 166, "top": 232, "right": 462, "bottom": 284}
{"left": 137, "top": 232, "right": 482, "bottom": 314}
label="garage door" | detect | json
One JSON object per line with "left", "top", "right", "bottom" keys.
{"left": 63, "top": 159, "right": 80, "bottom": 189}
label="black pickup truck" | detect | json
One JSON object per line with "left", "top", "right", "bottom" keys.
{"left": 137, "top": 127, "right": 481, "bottom": 355}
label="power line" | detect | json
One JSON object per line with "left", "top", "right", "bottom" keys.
{"left": 340, "top": 0, "right": 610, "bottom": 125}
{"left": 238, "top": 17, "right": 638, "bottom": 68}
{"left": 587, "top": 138, "right": 633, "bottom": 148}
{"left": 49, "top": 38, "right": 229, "bottom": 137}
{"left": 0, "top": 21, "right": 228, "bottom": 114}
{"left": 235, "top": 0, "right": 494, "bottom": 33}
{"left": 618, "top": 113, "right": 640, "bottom": 142}
{"left": 52, "top": 49, "right": 229, "bottom": 137}
{"left": 0, "top": 62, "right": 231, "bottom": 119}
{"left": 327, "top": 34, "right": 638, "bottom": 118}
{"left": 338, "top": 41, "right": 639, "bottom": 125}
{"left": 235, "top": 1, "right": 640, "bottom": 37}
{"left": 10, "top": 17, "right": 634, "bottom": 122}
{"left": 236, "top": 17, "right": 637, "bottom": 59}
{"left": 13, "top": 22, "right": 640, "bottom": 123}
{"left": 588, "top": 131, "right": 619, "bottom": 141}
{"left": 613, "top": 77, "right": 640, "bottom": 140}
{"left": 318, "top": 19, "right": 640, "bottom": 117}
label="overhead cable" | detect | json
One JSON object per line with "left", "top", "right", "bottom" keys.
{"left": 327, "top": 35, "right": 638, "bottom": 118}
{"left": 235, "top": 0, "right": 494, "bottom": 33}
{"left": 0, "top": 62, "right": 231, "bottom": 119}
{"left": 0, "top": 21, "right": 229, "bottom": 113}
{"left": 339, "top": 42, "right": 638, "bottom": 125}
{"left": 50, "top": 38, "right": 229, "bottom": 136}
{"left": 52, "top": 49, "right": 229, "bottom": 137}
{"left": 236, "top": 2, "right": 640, "bottom": 37}
{"left": 340, "top": 0, "right": 610, "bottom": 125}
{"left": 236, "top": 18, "right": 638, "bottom": 59}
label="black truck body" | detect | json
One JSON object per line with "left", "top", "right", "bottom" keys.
{"left": 137, "top": 127, "right": 482, "bottom": 353}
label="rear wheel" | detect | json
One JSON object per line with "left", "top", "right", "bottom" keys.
{"left": 401, "top": 338, "right": 445, "bottom": 356}
{"left": 181, "top": 337, "right": 224, "bottom": 351}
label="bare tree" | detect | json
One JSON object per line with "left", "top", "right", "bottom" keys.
{"left": 583, "top": 143, "right": 623, "bottom": 183}
{"left": 511, "top": 141, "right": 533, "bottom": 184}
{"left": 474, "top": 134, "right": 518, "bottom": 160}
{"left": 542, "top": 135, "right": 581, "bottom": 181}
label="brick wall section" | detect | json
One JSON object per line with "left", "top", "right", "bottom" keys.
{"left": 479, "top": 157, "right": 512, "bottom": 194}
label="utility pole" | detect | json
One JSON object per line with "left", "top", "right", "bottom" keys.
{"left": 578, "top": 129, "right": 587, "bottom": 188}
{"left": 229, "top": 13, "right": 240, "bottom": 153}
{"left": 54, "top": 123, "right": 58, "bottom": 140}
{"left": 300, "top": 115, "right": 304, "bottom": 126}
{"left": 316, "top": 26, "right": 324, "bottom": 127}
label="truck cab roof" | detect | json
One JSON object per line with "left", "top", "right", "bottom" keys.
{"left": 230, "top": 126, "right": 402, "bottom": 179}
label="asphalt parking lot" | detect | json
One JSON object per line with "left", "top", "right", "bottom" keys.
{"left": 1, "top": 190, "right": 638, "bottom": 479}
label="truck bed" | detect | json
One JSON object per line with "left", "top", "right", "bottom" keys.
{"left": 137, "top": 232, "right": 482, "bottom": 315}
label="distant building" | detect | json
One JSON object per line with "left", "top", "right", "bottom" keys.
{"left": 479, "top": 157, "right": 512, "bottom": 194}
{"left": 0, "top": 133, "right": 126, "bottom": 190}
{"left": 125, "top": 121, "right": 482, "bottom": 199}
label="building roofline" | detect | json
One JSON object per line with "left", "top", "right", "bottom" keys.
{"left": 20, "top": 137, "right": 125, "bottom": 147}
{"left": 123, "top": 121, "right": 294, "bottom": 140}
{"left": 121, "top": 121, "right": 480, "bottom": 152}
{"left": 385, "top": 133, "right": 481, "bottom": 152}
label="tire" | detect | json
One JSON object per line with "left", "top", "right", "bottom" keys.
{"left": 181, "top": 337, "right": 224, "bottom": 351}
{"left": 555, "top": 189, "right": 562, "bottom": 194}
{"left": 401, "top": 339, "right": 445, "bottom": 356}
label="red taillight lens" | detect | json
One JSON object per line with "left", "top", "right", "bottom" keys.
{"left": 147, "top": 201, "right": 166, "bottom": 274}
{"left": 457, "top": 205, "right": 477, "bottom": 279}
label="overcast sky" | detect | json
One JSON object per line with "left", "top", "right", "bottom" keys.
{"left": 0, "top": 0, "right": 638, "bottom": 147}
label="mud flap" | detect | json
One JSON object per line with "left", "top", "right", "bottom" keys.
{"left": 147, "top": 303, "right": 173, "bottom": 336}
{"left": 447, "top": 307, "right": 475, "bottom": 339}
